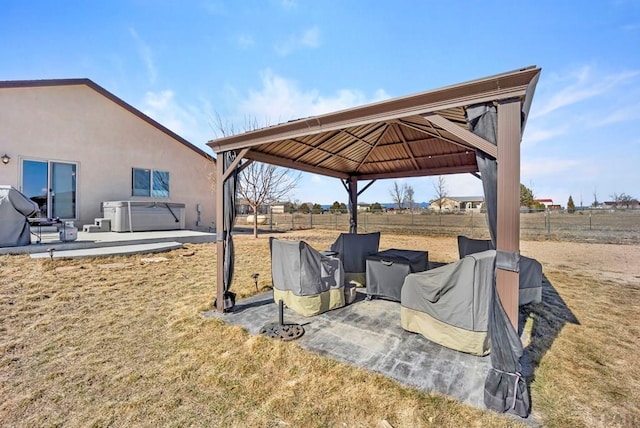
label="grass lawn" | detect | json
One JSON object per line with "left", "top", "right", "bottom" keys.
{"left": 1, "top": 230, "right": 639, "bottom": 427}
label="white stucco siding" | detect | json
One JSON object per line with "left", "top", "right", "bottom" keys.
{"left": 0, "top": 83, "right": 215, "bottom": 230}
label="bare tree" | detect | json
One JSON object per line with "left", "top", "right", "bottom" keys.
{"left": 237, "top": 162, "right": 300, "bottom": 237}
{"left": 390, "top": 181, "right": 406, "bottom": 210}
{"left": 610, "top": 192, "right": 636, "bottom": 209}
{"left": 432, "top": 175, "right": 447, "bottom": 225}
{"left": 404, "top": 185, "right": 415, "bottom": 211}
{"left": 213, "top": 113, "right": 300, "bottom": 238}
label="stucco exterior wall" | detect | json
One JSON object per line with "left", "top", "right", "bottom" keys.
{"left": 0, "top": 83, "right": 216, "bottom": 230}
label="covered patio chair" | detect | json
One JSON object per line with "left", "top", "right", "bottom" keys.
{"left": 270, "top": 238, "right": 345, "bottom": 317}
{"left": 329, "top": 231, "right": 380, "bottom": 286}
{"left": 401, "top": 249, "right": 495, "bottom": 356}
{"left": 457, "top": 236, "right": 542, "bottom": 305}
{"left": 0, "top": 185, "right": 39, "bottom": 247}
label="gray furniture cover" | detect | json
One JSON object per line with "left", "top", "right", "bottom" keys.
{"left": 366, "top": 249, "right": 428, "bottom": 302}
{"left": 457, "top": 235, "right": 494, "bottom": 259}
{"left": 457, "top": 236, "right": 542, "bottom": 305}
{"left": 271, "top": 238, "right": 345, "bottom": 317}
{"left": 401, "top": 249, "right": 496, "bottom": 356}
{"left": 0, "top": 185, "right": 39, "bottom": 247}
{"left": 330, "top": 232, "right": 380, "bottom": 286}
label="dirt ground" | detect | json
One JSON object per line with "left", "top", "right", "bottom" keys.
{"left": 288, "top": 229, "right": 640, "bottom": 285}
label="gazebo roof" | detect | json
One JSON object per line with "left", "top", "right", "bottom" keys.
{"left": 208, "top": 66, "right": 540, "bottom": 180}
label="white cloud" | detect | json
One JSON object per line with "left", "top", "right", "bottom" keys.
{"left": 142, "top": 90, "right": 212, "bottom": 148}
{"left": 275, "top": 26, "right": 321, "bottom": 56}
{"left": 129, "top": 28, "right": 157, "bottom": 85}
{"left": 522, "top": 126, "right": 568, "bottom": 145}
{"left": 236, "top": 34, "right": 255, "bottom": 49}
{"left": 530, "top": 66, "right": 640, "bottom": 119}
{"left": 237, "top": 69, "right": 390, "bottom": 123}
{"left": 521, "top": 157, "right": 582, "bottom": 178}
{"left": 281, "top": 0, "right": 297, "bottom": 9}
{"left": 592, "top": 103, "right": 640, "bottom": 127}
{"left": 311, "top": 174, "right": 324, "bottom": 184}
{"left": 300, "top": 26, "right": 320, "bottom": 48}
{"left": 202, "top": 1, "right": 227, "bottom": 15}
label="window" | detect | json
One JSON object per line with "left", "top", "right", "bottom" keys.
{"left": 22, "top": 159, "right": 77, "bottom": 219}
{"left": 132, "top": 168, "right": 169, "bottom": 198}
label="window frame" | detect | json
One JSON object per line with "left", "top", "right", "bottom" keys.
{"left": 131, "top": 167, "right": 170, "bottom": 198}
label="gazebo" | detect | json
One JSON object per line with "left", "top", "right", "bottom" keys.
{"left": 208, "top": 66, "right": 541, "bottom": 332}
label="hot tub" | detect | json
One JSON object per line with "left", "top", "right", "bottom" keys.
{"left": 102, "top": 201, "right": 185, "bottom": 232}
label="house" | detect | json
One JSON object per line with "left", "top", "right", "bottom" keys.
{"left": 603, "top": 199, "right": 640, "bottom": 210}
{"left": 429, "top": 196, "right": 484, "bottom": 212}
{"left": 0, "top": 79, "right": 215, "bottom": 231}
{"left": 534, "top": 198, "right": 553, "bottom": 208}
{"left": 356, "top": 203, "right": 370, "bottom": 212}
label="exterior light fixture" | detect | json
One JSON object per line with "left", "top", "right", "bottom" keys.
{"left": 1, "top": 154, "right": 10, "bottom": 165}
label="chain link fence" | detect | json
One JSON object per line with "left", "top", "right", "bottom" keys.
{"left": 244, "top": 209, "right": 640, "bottom": 244}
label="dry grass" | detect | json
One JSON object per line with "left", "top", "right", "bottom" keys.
{"left": 1, "top": 230, "right": 639, "bottom": 427}
{"left": 1, "top": 231, "right": 519, "bottom": 428}
{"left": 523, "top": 270, "right": 640, "bottom": 427}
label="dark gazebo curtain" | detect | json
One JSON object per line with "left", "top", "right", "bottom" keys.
{"left": 466, "top": 103, "right": 531, "bottom": 417}
{"left": 222, "top": 150, "right": 238, "bottom": 310}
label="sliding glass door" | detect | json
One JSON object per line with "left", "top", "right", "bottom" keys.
{"left": 22, "top": 159, "right": 77, "bottom": 219}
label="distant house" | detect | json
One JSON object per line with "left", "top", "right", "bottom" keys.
{"left": 429, "top": 196, "right": 484, "bottom": 212}
{"left": 603, "top": 200, "right": 640, "bottom": 210}
{"left": 535, "top": 198, "right": 554, "bottom": 208}
{"left": 0, "top": 79, "right": 215, "bottom": 230}
{"left": 357, "top": 203, "right": 371, "bottom": 212}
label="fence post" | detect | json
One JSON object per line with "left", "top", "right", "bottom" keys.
{"left": 471, "top": 210, "right": 474, "bottom": 238}
{"left": 589, "top": 210, "right": 592, "bottom": 230}
{"left": 269, "top": 207, "right": 273, "bottom": 231}
{"left": 310, "top": 211, "right": 313, "bottom": 229}
{"left": 546, "top": 209, "right": 551, "bottom": 238}
{"left": 291, "top": 212, "right": 294, "bottom": 230}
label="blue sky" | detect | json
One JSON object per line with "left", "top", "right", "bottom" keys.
{"left": 2, "top": 1, "right": 639, "bottom": 206}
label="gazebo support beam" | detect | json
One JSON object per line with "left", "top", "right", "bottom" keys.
{"left": 496, "top": 99, "right": 521, "bottom": 329}
{"left": 215, "top": 152, "right": 225, "bottom": 312}
{"left": 347, "top": 176, "right": 358, "bottom": 233}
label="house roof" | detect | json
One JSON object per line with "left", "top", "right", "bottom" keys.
{"left": 207, "top": 66, "right": 540, "bottom": 181}
{"left": 0, "top": 78, "right": 214, "bottom": 162}
{"left": 447, "top": 196, "right": 484, "bottom": 203}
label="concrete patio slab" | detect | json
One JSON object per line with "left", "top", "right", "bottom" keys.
{"left": 29, "top": 241, "right": 183, "bottom": 259}
{"left": 204, "top": 290, "right": 493, "bottom": 410}
{"left": 1, "top": 229, "right": 215, "bottom": 255}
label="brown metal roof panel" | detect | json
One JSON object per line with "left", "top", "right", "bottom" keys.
{"left": 437, "top": 106, "right": 467, "bottom": 124}
{"left": 366, "top": 145, "right": 401, "bottom": 162}
{"left": 318, "top": 156, "right": 360, "bottom": 172}
{"left": 339, "top": 138, "right": 374, "bottom": 155}
{"left": 410, "top": 138, "right": 464, "bottom": 157}
{"left": 297, "top": 149, "right": 335, "bottom": 166}
{"left": 260, "top": 140, "right": 307, "bottom": 158}
{"left": 319, "top": 134, "right": 357, "bottom": 153}
{"left": 364, "top": 158, "right": 416, "bottom": 174}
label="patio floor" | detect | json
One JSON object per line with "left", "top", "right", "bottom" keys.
{"left": 0, "top": 229, "right": 217, "bottom": 256}
{"left": 205, "top": 289, "right": 500, "bottom": 410}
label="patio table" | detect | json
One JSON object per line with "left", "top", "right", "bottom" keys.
{"left": 365, "top": 248, "right": 428, "bottom": 302}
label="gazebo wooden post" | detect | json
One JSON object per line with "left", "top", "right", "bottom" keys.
{"left": 215, "top": 153, "right": 225, "bottom": 312}
{"left": 496, "top": 98, "right": 522, "bottom": 329}
{"left": 347, "top": 176, "right": 358, "bottom": 233}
